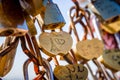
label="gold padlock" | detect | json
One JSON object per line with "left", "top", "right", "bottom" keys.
{"left": 76, "top": 38, "right": 104, "bottom": 60}
{"left": 38, "top": 31, "right": 73, "bottom": 57}
{"left": 101, "top": 17, "right": 120, "bottom": 34}
{"left": 0, "top": 1, "right": 28, "bottom": 36}
{"left": 101, "top": 49, "right": 120, "bottom": 71}
{"left": 54, "top": 64, "right": 88, "bottom": 80}
{"left": 0, "top": 37, "right": 19, "bottom": 77}
{"left": 36, "top": 0, "right": 66, "bottom": 30}
{"left": 68, "top": 5, "right": 104, "bottom": 60}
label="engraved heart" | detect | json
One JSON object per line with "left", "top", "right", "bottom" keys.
{"left": 54, "top": 64, "right": 88, "bottom": 80}
{"left": 38, "top": 31, "right": 73, "bottom": 56}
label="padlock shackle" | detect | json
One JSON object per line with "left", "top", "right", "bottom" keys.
{"left": 69, "top": 6, "right": 88, "bottom": 42}
{"left": 69, "top": 5, "right": 95, "bottom": 42}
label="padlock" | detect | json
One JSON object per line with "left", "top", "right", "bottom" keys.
{"left": 54, "top": 64, "right": 88, "bottom": 80}
{"left": 0, "top": 37, "right": 19, "bottom": 77}
{"left": 19, "top": 0, "right": 48, "bottom": 17}
{"left": 100, "top": 17, "right": 120, "bottom": 34}
{"left": 91, "top": 0, "right": 120, "bottom": 21}
{"left": 76, "top": 38, "right": 104, "bottom": 60}
{"left": 23, "top": 12, "right": 37, "bottom": 36}
{"left": 100, "top": 49, "right": 120, "bottom": 71}
{"left": 0, "top": 1, "right": 28, "bottom": 36}
{"left": 36, "top": 0, "right": 66, "bottom": 30}
{"left": 38, "top": 30, "right": 73, "bottom": 57}
{"left": 68, "top": 5, "right": 104, "bottom": 60}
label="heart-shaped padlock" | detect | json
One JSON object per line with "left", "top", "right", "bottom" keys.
{"left": 102, "top": 49, "right": 120, "bottom": 71}
{"left": 68, "top": 5, "right": 104, "bottom": 60}
{"left": 54, "top": 64, "right": 88, "bottom": 80}
{"left": 76, "top": 38, "right": 104, "bottom": 60}
{"left": 39, "top": 31, "right": 73, "bottom": 57}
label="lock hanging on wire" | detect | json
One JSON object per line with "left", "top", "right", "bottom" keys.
{"left": 37, "top": 0, "right": 66, "bottom": 30}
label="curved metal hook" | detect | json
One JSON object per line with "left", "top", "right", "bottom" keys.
{"left": 23, "top": 58, "right": 54, "bottom": 80}
{"left": 20, "top": 36, "right": 39, "bottom": 65}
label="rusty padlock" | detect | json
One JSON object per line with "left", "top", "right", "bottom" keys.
{"left": 36, "top": 0, "right": 66, "bottom": 30}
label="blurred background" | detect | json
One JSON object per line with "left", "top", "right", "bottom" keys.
{"left": 0, "top": 0, "right": 120, "bottom": 80}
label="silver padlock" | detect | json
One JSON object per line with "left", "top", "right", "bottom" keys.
{"left": 36, "top": 0, "right": 66, "bottom": 30}
{"left": 19, "top": 0, "right": 48, "bottom": 17}
{"left": 0, "top": 0, "right": 28, "bottom": 36}
{"left": 0, "top": 37, "right": 19, "bottom": 77}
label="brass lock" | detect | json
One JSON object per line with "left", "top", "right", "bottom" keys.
{"left": 68, "top": 5, "right": 104, "bottom": 60}
{"left": 102, "top": 49, "right": 120, "bottom": 71}
{"left": 36, "top": 0, "right": 66, "bottom": 30}
{"left": 100, "top": 17, "right": 120, "bottom": 34}
{"left": 0, "top": 37, "right": 19, "bottom": 77}
{"left": 0, "top": 1, "right": 28, "bottom": 36}
{"left": 19, "top": 0, "right": 47, "bottom": 17}
{"left": 38, "top": 31, "right": 73, "bottom": 57}
{"left": 76, "top": 38, "right": 104, "bottom": 60}
{"left": 54, "top": 64, "right": 88, "bottom": 80}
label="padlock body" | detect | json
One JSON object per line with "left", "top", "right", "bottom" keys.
{"left": 103, "top": 49, "right": 120, "bottom": 71}
{"left": 38, "top": 3, "right": 66, "bottom": 30}
{"left": 39, "top": 31, "right": 73, "bottom": 56}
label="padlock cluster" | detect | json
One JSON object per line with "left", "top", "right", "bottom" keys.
{"left": 0, "top": 0, "right": 120, "bottom": 80}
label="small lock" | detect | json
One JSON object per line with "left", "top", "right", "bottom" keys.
{"left": 102, "top": 49, "right": 120, "bottom": 71}
{"left": 37, "top": 0, "right": 66, "bottom": 30}
{"left": 19, "top": 0, "right": 48, "bottom": 17}
{"left": 54, "top": 64, "right": 88, "bottom": 80}
{"left": 101, "top": 17, "right": 120, "bottom": 34}
{"left": 0, "top": 0, "right": 28, "bottom": 36}
{"left": 76, "top": 38, "right": 104, "bottom": 60}
{"left": 91, "top": 0, "right": 120, "bottom": 21}
{"left": 0, "top": 37, "right": 19, "bottom": 77}
{"left": 38, "top": 31, "right": 73, "bottom": 57}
